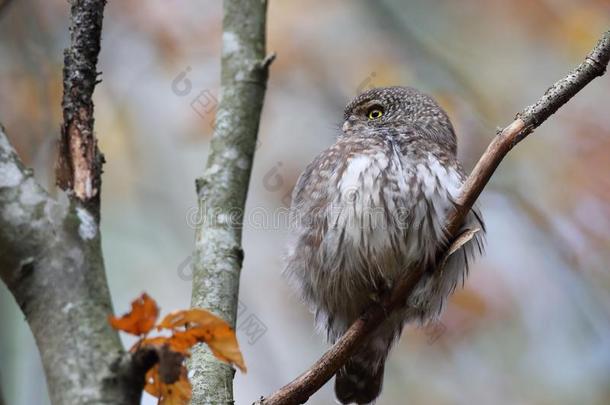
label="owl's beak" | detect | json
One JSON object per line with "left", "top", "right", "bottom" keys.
{"left": 342, "top": 119, "right": 352, "bottom": 133}
{"left": 341, "top": 121, "right": 352, "bottom": 133}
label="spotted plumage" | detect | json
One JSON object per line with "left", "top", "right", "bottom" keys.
{"left": 285, "top": 86, "right": 485, "bottom": 404}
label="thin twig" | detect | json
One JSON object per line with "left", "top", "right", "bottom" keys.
{"left": 257, "top": 30, "right": 610, "bottom": 405}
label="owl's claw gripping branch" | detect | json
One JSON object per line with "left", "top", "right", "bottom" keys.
{"left": 438, "top": 228, "right": 481, "bottom": 273}
{"left": 257, "top": 30, "right": 610, "bottom": 405}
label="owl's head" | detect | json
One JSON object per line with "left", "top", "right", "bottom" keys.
{"left": 342, "top": 86, "right": 457, "bottom": 152}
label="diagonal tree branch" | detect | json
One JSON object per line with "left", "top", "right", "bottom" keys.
{"left": 56, "top": 0, "right": 106, "bottom": 218}
{"left": 257, "top": 30, "right": 610, "bottom": 405}
{"left": 188, "top": 0, "right": 274, "bottom": 403}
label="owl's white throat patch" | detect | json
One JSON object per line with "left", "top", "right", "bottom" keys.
{"left": 332, "top": 153, "right": 392, "bottom": 250}
{"left": 331, "top": 152, "right": 464, "bottom": 255}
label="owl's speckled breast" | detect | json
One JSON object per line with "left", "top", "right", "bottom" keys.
{"left": 284, "top": 87, "right": 485, "bottom": 404}
{"left": 324, "top": 145, "right": 463, "bottom": 268}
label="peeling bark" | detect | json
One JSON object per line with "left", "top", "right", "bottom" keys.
{"left": 56, "top": 0, "right": 106, "bottom": 216}
{"left": 188, "top": 0, "right": 273, "bottom": 403}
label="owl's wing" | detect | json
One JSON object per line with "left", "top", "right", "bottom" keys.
{"left": 289, "top": 143, "right": 346, "bottom": 227}
{"left": 285, "top": 145, "right": 346, "bottom": 309}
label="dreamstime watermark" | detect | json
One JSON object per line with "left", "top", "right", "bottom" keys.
{"left": 255, "top": 70, "right": 380, "bottom": 208}
{"left": 236, "top": 300, "right": 268, "bottom": 346}
{"left": 356, "top": 71, "right": 378, "bottom": 95}
{"left": 262, "top": 160, "right": 294, "bottom": 207}
{"left": 184, "top": 193, "right": 416, "bottom": 232}
{"left": 177, "top": 255, "right": 268, "bottom": 345}
{"left": 171, "top": 68, "right": 381, "bottom": 209}
{"left": 171, "top": 66, "right": 218, "bottom": 129}
{"left": 171, "top": 66, "right": 264, "bottom": 153}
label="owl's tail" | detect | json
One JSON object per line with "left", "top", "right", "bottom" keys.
{"left": 334, "top": 347, "right": 387, "bottom": 404}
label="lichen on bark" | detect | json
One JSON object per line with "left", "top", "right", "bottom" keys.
{"left": 0, "top": 126, "right": 133, "bottom": 405}
{"left": 188, "top": 0, "right": 273, "bottom": 403}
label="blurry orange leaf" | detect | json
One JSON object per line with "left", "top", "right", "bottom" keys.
{"left": 158, "top": 309, "right": 247, "bottom": 372}
{"left": 192, "top": 325, "right": 246, "bottom": 372}
{"left": 136, "top": 336, "right": 170, "bottom": 352}
{"left": 144, "top": 365, "right": 161, "bottom": 397}
{"left": 148, "top": 330, "right": 198, "bottom": 355}
{"left": 110, "top": 294, "right": 247, "bottom": 405}
{"left": 108, "top": 293, "right": 159, "bottom": 336}
{"left": 145, "top": 364, "right": 192, "bottom": 405}
{"left": 157, "top": 308, "right": 223, "bottom": 329}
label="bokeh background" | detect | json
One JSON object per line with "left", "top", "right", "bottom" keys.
{"left": 1, "top": 0, "right": 610, "bottom": 404}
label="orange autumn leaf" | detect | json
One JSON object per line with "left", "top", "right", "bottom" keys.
{"left": 156, "top": 308, "right": 222, "bottom": 329}
{"left": 159, "top": 330, "right": 199, "bottom": 355}
{"left": 136, "top": 336, "right": 170, "bottom": 352}
{"left": 190, "top": 325, "right": 246, "bottom": 372}
{"left": 144, "top": 365, "right": 161, "bottom": 397}
{"left": 138, "top": 332, "right": 198, "bottom": 355}
{"left": 110, "top": 294, "right": 247, "bottom": 405}
{"left": 160, "top": 371, "right": 192, "bottom": 405}
{"left": 158, "top": 308, "right": 247, "bottom": 372}
{"left": 108, "top": 293, "right": 159, "bottom": 335}
{"left": 145, "top": 364, "right": 192, "bottom": 405}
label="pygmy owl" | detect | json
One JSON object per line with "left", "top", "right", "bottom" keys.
{"left": 285, "top": 86, "right": 485, "bottom": 404}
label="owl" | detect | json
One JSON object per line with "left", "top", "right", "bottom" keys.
{"left": 284, "top": 86, "right": 485, "bottom": 404}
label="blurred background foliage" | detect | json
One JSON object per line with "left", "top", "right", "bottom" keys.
{"left": 1, "top": 0, "right": 609, "bottom": 404}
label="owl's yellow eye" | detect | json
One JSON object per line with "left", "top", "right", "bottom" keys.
{"left": 368, "top": 109, "right": 383, "bottom": 120}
